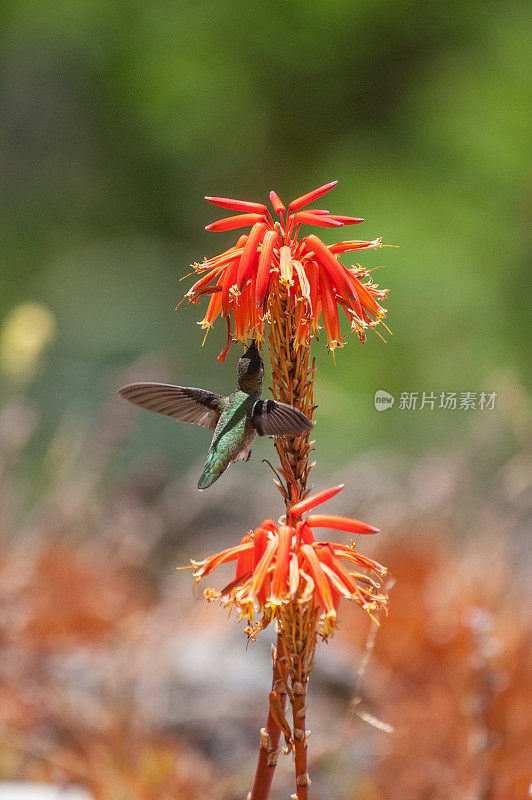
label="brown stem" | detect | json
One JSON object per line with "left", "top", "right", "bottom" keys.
{"left": 292, "top": 685, "right": 309, "bottom": 800}
{"left": 249, "top": 631, "right": 287, "bottom": 800}
{"left": 278, "top": 601, "right": 317, "bottom": 800}
{"left": 251, "top": 282, "right": 318, "bottom": 798}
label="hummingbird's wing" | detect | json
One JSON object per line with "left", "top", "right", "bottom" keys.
{"left": 252, "top": 400, "right": 313, "bottom": 437}
{"left": 118, "top": 383, "right": 223, "bottom": 430}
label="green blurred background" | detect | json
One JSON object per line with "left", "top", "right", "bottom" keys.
{"left": 1, "top": 0, "right": 530, "bottom": 479}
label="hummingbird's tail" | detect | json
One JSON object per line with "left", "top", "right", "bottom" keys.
{"left": 197, "top": 468, "right": 222, "bottom": 490}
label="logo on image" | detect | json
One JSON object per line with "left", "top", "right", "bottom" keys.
{"left": 374, "top": 390, "right": 395, "bottom": 411}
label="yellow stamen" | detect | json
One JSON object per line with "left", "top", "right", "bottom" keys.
{"left": 365, "top": 610, "right": 381, "bottom": 626}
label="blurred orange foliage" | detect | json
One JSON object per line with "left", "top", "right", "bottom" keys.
{"left": 1, "top": 531, "right": 530, "bottom": 799}
{"left": 339, "top": 535, "right": 532, "bottom": 800}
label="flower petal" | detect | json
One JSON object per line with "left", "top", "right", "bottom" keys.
{"left": 306, "top": 514, "right": 379, "bottom": 534}
{"left": 195, "top": 243, "right": 246, "bottom": 270}
{"left": 235, "top": 534, "right": 254, "bottom": 579}
{"left": 269, "top": 525, "right": 292, "bottom": 604}
{"left": 205, "top": 196, "right": 268, "bottom": 214}
{"left": 217, "top": 317, "right": 233, "bottom": 362}
{"left": 290, "top": 484, "right": 344, "bottom": 518}
{"left": 345, "top": 272, "right": 386, "bottom": 319}
{"left": 237, "top": 222, "right": 266, "bottom": 289}
{"left": 300, "top": 544, "right": 336, "bottom": 617}
{"left": 298, "top": 567, "right": 315, "bottom": 603}
{"left": 304, "top": 259, "right": 320, "bottom": 324}
{"left": 259, "top": 519, "right": 278, "bottom": 534}
{"left": 298, "top": 521, "right": 316, "bottom": 546}
{"left": 288, "top": 181, "right": 338, "bottom": 212}
{"left": 192, "top": 540, "right": 253, "bottom": 579}
{"left": 206, "top": 213, "right": 265, "bottom": 232}
{"left": 328, "top": 238, "right": 382, "bottom": 254}
{"left": 255, "top": 230, "right": 279, "bottom": 309}
{"left": 339, "top": 279, "right": 365, "bottom": 322}
{"left": 319, "top": 271, "right": 343, "bottom": 351}
{"left": 332, "top": 544, "right": 387, "bottom": 574}
{"left": 294, "top": 301, "right": 311, "bottom": 348}
{"left": 279, "top": 245, "right": 293, "bottom": 285}
{"left": 269, "top": 191, "right": 285, "bottom": 216}
{"left": 249, "top": 537, "right": 278, "bottom": 600}
{"left": 319, "top": 562, "right": 353, "bottom": 599}
{"left": 288, "top": 553, "right": 300, "bottom": 598}
{"left": 200, "top": 276, "right": 224, "bottom": 328}
{"left": 290, "top": 212, "right": 343, "bottom": 228}
{"left": 221, "top": 258, "right": 240, "bottom": 307}
{"left": 253, "top": 527, "right": 270, "bottom": 565}
{"left": 304, "top": 234, "right": 361, "bottom": 306}
{"left": 328, "top": 215, "right": 364, "bottom": 226}
{"left": 186, "top": 267, "right": 223, "bottom": 299}
{"left": 315, "top": 544, "right": 366, "bottom": 601}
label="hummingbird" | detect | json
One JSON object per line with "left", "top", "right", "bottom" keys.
{"left": 118, "top": 341, "right": 313, "bottom": 490}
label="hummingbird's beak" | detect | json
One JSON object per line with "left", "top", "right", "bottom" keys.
{"left": 243, "top": 339, "right": 258, "bottom": 357}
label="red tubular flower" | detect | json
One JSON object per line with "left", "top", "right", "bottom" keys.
{"left": 191, "top": 485, "right": 388, "bottom": 637}
{"left": 205, "top": 196, "right": 268, "bottom": 215}
{"left": 270, "top": 525, "right": 291, "bottom": 605}
{"left": 288, "top": 180, "right": 339, "bottom": 211}
{"left": 305, "top": 514, "right": 380, "bottom": 535}
{"left": 289, "top": 484, "right": 344, "bottom": 518}
{"left": 291, "top": 212, "right": 343, "bottom": 228}
{"left": 205, "top": 213, "right": 266, "bottom": 232}
{"left": 182, "top": 181, "right": 391, "bottom": 359}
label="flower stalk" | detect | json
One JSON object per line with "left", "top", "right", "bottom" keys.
{"left": 278, "top": 601, "right": 318, "bottom": 800}
{"left": 248, "top": 631, "right": 287, "bottom": 800}
{"left": 184, "top": 182, "right": 392, "bottom": 799}
{"left": 268, "top": 284, "right": 316, "bottom": 508}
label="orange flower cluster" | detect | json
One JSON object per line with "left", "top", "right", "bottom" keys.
{"left": 192, "top": 484, "right": 388, "bottom": 637}
{"left": 182, "top": 182, "right": 389, "bottom": 357}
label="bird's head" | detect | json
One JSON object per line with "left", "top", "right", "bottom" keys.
{"left": 237, "top": 339, "right": 264, "bottom": 394}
